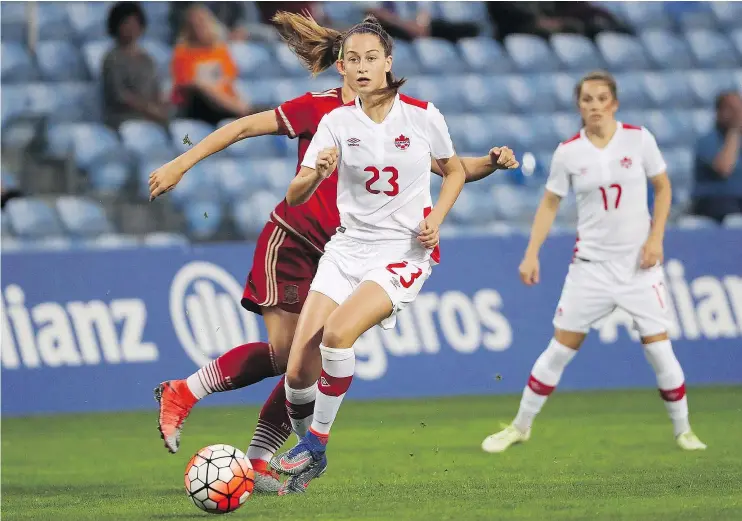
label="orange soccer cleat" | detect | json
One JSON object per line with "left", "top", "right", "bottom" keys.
{"left": 154, "top": 380, "right": 198, "bottom": 453}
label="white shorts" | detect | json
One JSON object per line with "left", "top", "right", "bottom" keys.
{"left": 553, "top": 258, "right": 671, "bottom": 337}
{"left": 310, "top": 233, "right": 432, "bottom": 329}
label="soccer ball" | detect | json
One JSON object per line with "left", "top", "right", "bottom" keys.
{"left": 184, "top": 444, "right": 255, "bottom": 514}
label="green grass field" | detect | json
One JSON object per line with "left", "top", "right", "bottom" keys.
{"left": 3, "top": 386, "right": 741, "bottom": 521}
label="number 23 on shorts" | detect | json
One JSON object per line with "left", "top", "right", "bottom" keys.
{"left": 386, "top": 261, "right": 423, "bottom": 288}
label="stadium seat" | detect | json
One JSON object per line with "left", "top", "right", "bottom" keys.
{"left": 413, "top": 38, "right": 465, "bottom": 73}
{"left": 687, "top": 70, "right": 737, "bottom": 106}
{"left": 235, "top": 79, "right": 279, "bottom": 108}
{"left": 460, "top": 74, "right": 511, "bottom": 112}
{"left": 550, "top": 73, "right": 580, "bottom": 111}
{"left": 213, "top": 157, "right": 270, "bottom": 202}
{"left": 596, "top": 33, "right": 652, "bottom": 71}
{"left": 229, "top": 42, "right": 276, "bottom": 78}
{"left": 551, "top": 112, "right": 582, "bottom": 142}
{"left": 663, "top": 148, "right": 694, "bottom": 187}
{"left": 621, "top": 2, "right": 673, "bottom": 30}
{"left": 182, "top": 199, "right": 224, "bottom": 240}
{"left": 1, "top": 42, "right": 37, "bottom": 82}
{"left": 5, "top": 197, "right": 65, "bottom": 238}
{"left": 458, "top": 38, "right": 512, "bottom": 73}
{"left": 87, "top": 157, "right": 132, "bottom": 195}
{"left": 527, "top": 114, "right": 559, "bottom": 150}
{"left": 84, "top": 234, "right": 140, "bottom": 250}
{"left": 690, "top": 109, "right": 714, "bottom": 136}
{"left": 645, "top": 111, "right": 694, "bottom": 148}
{"left": 245, "top": 159, "right": 296, "bottom": 192}
{"left": 148, "top": 161, "right": 220, "bottom": 206}
{"left": 710, "top": 2, "right": 742, "bottom": 30}
{"left": 550, "top": 34, "right": 604, "bottom": 71}
{"left": 72, "top": 123, "right": 124, "bottom": 170}
{"left": 1, "top": 1, "right": 26, "bottom": 23}
{"left": 66, "top": 2, "right": 110, "bottom": 42}
{"left": 490, "top": 185, "right": 531, "bottom": 221}
{"left": 613, "top": 72, "right": 652, "bottom": 109}
{"left": 643, "top": 72, "right": 695, "bottom": 109}
{"left": 35, "top": 41, "right": 89, "bottom": 82}
{"left": 676, "top": 215, "right": 717, "bottom": 229}
{"left": 140, "top": 39, "right": 172, "bottom": 79}
{"left": 685, "top": 30, "right": 739, "bottom": 68}
{"left": 437, "top": 2, "right": 490, "bottom": 26}
{"left": 21, "top": 82, "right": 101, "bottom": 123}
{"left": 722, "top": 214, "right": 742, "bottom": 229}
{"left": 55, "top": 196, "right": 114, "bottom": 237}
{"left": 447, "top": 114, "right": 521, "bottom": 153}
{"left": 504, "top": 34, "right": 559, "bottom": 72}
{"left": 1, "top": 85, "right": 28, "bottom": 126}
{"left": 23, "top": 237, "right": 76, "bottom": 251}
{"left": 675, "top": 7, "right": 719, "bottom": 31}
{"left": 232, "top": 191, "right": 282, "bottom": 237}
{"left": 2, "top": 170, "right": 20, "bottom": 191}
{"left": 36, "top": 2, "right": 75, "bottom": 41}
{"left": 120, "top": 120, "right": 172, "bottom": 158}
{"left": 82, "top": 40, "right": 113, "bottom": 79}
{"left": 216, "top": 119, "right": 284, "bottom": 158}
{"left": 170, "top": 119, "right": 215, "bottom": 155}
{"left": 144, "top": 232, "right": 190, "bottom": 247}
{"left": 511, "top": 74, "right": 559, "bottom": 113}
{"left": 403, "top": 76, "right": 464, "bottom": 113}
{"left": 449, "top": 189, "right": 498, "bottom": 225}
{"left": 273, "top": 42, "right": 308, "bottom": 77}
{"left": 1, "top": 20, "right": 25, "bottom": 44}
{"left": 730, "top": 29, "right": 742, "bottom": 60}
{"left": 391, "top": 40, "right": 421, "bottom": 78}
{"left": 638, "top": 30, "right": 696, "bottom": 70}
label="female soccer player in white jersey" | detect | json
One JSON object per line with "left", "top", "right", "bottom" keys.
{"left": 482, "top": 71, "right": 707, "bottom": 454}
{"left": 269, "top": 16, "right": 465, "bottom": 493}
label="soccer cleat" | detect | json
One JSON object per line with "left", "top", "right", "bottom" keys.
{"left": 676, "top": 430, "right": 707, "bottom": 451}
{"left": 481, "top": 423, "right": 531, "bottom": 453}
{"left": 154, "top": 380, "right": 198, "bottom": 454}
{"left": 271, "top": 430, "right": 327, "bottom": 476}
{"left": 250, "top": 459, "right": 283, "bottom": 494}
{"left": 277, "top": 454, "right": 328, "bottom": 495}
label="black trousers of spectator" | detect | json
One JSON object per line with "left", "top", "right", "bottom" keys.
{"left": 692, "top": 197, "right": 742, "bottom": 223}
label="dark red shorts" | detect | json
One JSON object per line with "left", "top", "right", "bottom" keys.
{"left": 241, "top": 221, "right": 322, "bottom": 315}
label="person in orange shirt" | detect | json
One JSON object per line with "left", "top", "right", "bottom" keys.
{"left": 171, "top": 5, "right": 251, "bottom": 125}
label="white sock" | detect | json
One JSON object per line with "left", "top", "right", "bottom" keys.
{"left": 310, "top": 344, "right": 355, "bottom": 437}
{"left": 284, "top": 381, "right": 317, "bottom": 438}
{"left": 643, "top": 339, "right": 690, "bottom": 436}
{"left": 185, "top": 359, "right": 226, "bottom": 400}
{"left": 513, "top": 339, "right": 578, "bottom": 432}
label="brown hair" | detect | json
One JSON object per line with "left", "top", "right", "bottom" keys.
{"left": 271, "top": 11, "right": 343, "bottom": 76}
{"left": 574, "top": 70, "right": 618, "bottom": 102}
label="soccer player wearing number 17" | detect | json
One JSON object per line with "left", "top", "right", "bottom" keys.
{"left": 482, "top": 71, "right": 707, "bottom": 454}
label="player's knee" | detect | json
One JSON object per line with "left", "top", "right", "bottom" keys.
{"left": 322, "top": 312, "right": 353, "bottom": 348}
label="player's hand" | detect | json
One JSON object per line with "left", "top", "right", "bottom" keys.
{"left": 519, "top": 254, "right": 540, "bottom": 286}
{"left": 418, "top": 214, "right": 441, "bottom": 249}
{"left": 149, "top": 161, "right": 186, "bottom": 201}
{"left": 316, "top": 147, "right": 338, "bottom": 179}
{"left": 490, "top": 146, "right": 519, "bottom": 170}
{"left": 640, "top": 236, "right": 663, "bottom": 269}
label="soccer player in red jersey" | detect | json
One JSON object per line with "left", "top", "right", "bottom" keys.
{"left": 150, "top": 12, "right": 519, "bottom": 493}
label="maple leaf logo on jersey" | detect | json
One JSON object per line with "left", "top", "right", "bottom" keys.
{"left": 620, "top": 156, "right": 633, "bottom": 169}
{"left": 394, "top": 135, "right": 410, "bottom": 150}
{"left": 347, "top": 137, "right": 361, "bottom": 147}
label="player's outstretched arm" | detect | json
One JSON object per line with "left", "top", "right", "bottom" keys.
{"left": 519, "top": 190, "right": 562, "bottom": 286}
{"left": 641, "top": 172, "right": 672, "bottom": 268}
{"left": 286, "top": 147, "right": 338, "bottom": 206}
{"left": 430, "top": 147, "right": 520, "bottom": 183}
{"left": 148, "top": 110, "right": 280, "bottom": 200}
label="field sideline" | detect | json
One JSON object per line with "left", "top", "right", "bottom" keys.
{"left": 3, "top": 386, "right": 741, "bottom": 521}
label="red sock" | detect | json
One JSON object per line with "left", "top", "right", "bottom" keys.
{"left": 186, "top": 342, "right": 279, "bottom": 399}
{"left": 246, "top": 376, "right": 292, "bottom": 462}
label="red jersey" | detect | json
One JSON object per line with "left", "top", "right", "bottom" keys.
{"left": 271, "top": 87, "right": 344, "bottom": 254}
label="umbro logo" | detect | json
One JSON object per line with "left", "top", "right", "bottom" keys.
{"left": 320, "top": 376, "right": 329, "bottom": 387}
{"left": 347, "top": 137, "right": 361, "bottom": 147}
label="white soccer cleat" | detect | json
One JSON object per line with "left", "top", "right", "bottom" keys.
{"left": 676, "top": 430, "right": 707, "bottom": 451}
{"left": 481, "top": 423, "right": 531, "bottom": 453}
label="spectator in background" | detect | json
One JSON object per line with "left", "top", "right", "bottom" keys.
{"left": 171, "top": 4, "right": 251, "bottom": 126}
{"left": 102, "top": 2, "right": 170, "bottom": 129}
{"left": 170, "top": 2, "right": 252, "bottom": 42}
{"left": 365, "top": 2, "right": 479, "bottom": 42}
{"left": 692, "top": 92, "right": 742, "bottom": 222}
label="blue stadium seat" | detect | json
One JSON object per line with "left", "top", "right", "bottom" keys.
{"left": 643, "top": 72, "right": 695, "bottom": 109}
{"left": 644, "top": 111, "right": 694, "bottom": 147}
{"left": 212, "top": 157, "right": 273, "bottom": 202}
{"left": 639, "top": 30, "right": 696, "bottom": 69}
{"left": 36, "top": 41, "right": 88, "bottom": 81}
{"left": 156, "top": 161, "right": 221, "bottom": 207}
{"left": 550, "top": 34, "right": 604, "bottom": 71}
{"left": 120, "top": 120, "right": 172, "bottom": 158}
{"left": 2, "top": 169, "right": 19, "bottom": 191}
{"left": 507, "top": 74, "right": 558, "bottom": 113}
{"left": 391, "top": 40, "right": 421, "bottom": 78}
{"left": 82, "top": 40, "right": 113, "bottom": 80}
{"left": 404, "top": 76, "right": 464, "bottom": 113}
{"left": 613, "top": 72, "right": 652, "bottom": 109}
{"left": 621, "top": 2, "right": 673, "bottom": 30}
{"left": 710, "top": 2, "right": 742, "bottom": 31}
{"left": 84, "top": 234, "right": 140, "bottom": 250}
{"left": 71, "top": 123, "right": 124, "bottom": 170}
{"left": 232, "top": 191, "right": 282, "bottom": 237}
{"left": 676, "top": 215, "right": 717, "bottom": 229}
{"left": 437, "top": 2, "right": 490, "bottom": 25}
{"left": 273, "top": 42, "right": 308, "bottom": 77}
{"left": 460, "top": 74, "right": 511, "bottom": 112}
{"left": 245, "top": 159, "right": 296, "bottom": 192}
{"left": 550, "top": 73, "right": 580, "bottom": 111}
{"left": 183, "top": 199, "right": 224, "bottom": 240}
{"left": 453, "top": 114, "right": 526, "bottom": 153}
{"left": 1, "top": 42, "right": 37, "bottom": 82}
{"left": 5, "top": 197, "right": 65, "bottom": 238}
{"left": 170, "top": 119, "right": 215, "bottom": 155}
{"left": 528, "top": 114, "right": 559, "bottom": 150}
{"left": 551, "top": 112, "right": 581, "bottom": 142}
{"left": 449, "top": 190, "right": 497, "bottom": 225}
{"left": 140, "top": 39, "right": 172, "bottom": 79}
{"left": 596, "top": 33, "right": 652, "bottom": 71}
{"left": 663, "top": 147, "right": 694, "bottom": 188}
{"left": 675, "top": 7, "right": 719, "bottom": 31}
{"left": 216, "top": 119, "right": 284, "bottom": 157}
{"left": 270, "top": 77, "right": 315, "bottom": 105}
{"left": 490, "top": 185, "right": 530, "bottom": 221}
{"left": 1, "top": 21, "right": 25, "bottom": 44}
{"left": 66, "top": 2, "right": 110, "bottom": 42}
{"left": 87, "top": 157, "right": 132, "bottom": 195}
{"left": 229, "top": 42, "right": 275, "bottom": 78}
{"left": 55, "top": 196, "right": 114, "bottom": 237}
{"left": 458, "top": 38, "right": 512, "bottom": 73}
{"left": 413, "top": 38, "right": 465, "bottom": 73}
{"left": 57, "top": 82, "right": 102, "bottom": 122}
{"left": 19, "top": 237, "right": 76, "bottom": 251}
{"left": 722, "top": 214, "right": 742, "bottom": 229}
{"left": 144, "top": 232, "right": 190, "bottom": 247}
{"left": 36, "top": 2, "right": 75, "bottom": 40}
{"left": 1, "top": 1, "right": 26, "bottom": 23}
{"left": 504, "top": 34, "right": 559, "bottom": 72}
{"left": 690, "top": 109, "right": 714, "bottom": 136}
{"left": 685, "top": 30, "right": 739, "bottom": 68}
{"left": 687, "top": 70, "right": 737, "bottom": 106}
{"left": 730, "top": 29, "right": 742, "bottom": 60}
{"left": 235, "top": 79, "right": 279, "bottom": 108}
{"left": 1, "top": 85, "right": 27, "bottom": 126}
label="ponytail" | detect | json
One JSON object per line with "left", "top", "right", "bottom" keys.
{"left": 271, "top": 11, "right": 343, "bottom": 76}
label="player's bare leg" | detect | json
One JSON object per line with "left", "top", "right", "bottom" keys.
{"left": 482, "top": 328, "right": 585, "bottom": 453}
{"left": 276, "top": 284, "right": 392, "bottom": 494}
{"left": 641, "top": 332, "right": 706, "bottom": 450}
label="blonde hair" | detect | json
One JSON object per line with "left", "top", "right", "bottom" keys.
{"left": 574, "top": 70, "right": 618, "bottom": 102}
{"left": 271, "top": 11, "right": 343, "bottom": 76}
{"left": 177, "top": 5, "right": 225, "bottom": 46}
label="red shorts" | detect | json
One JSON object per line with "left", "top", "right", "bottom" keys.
{"left": 241, "top": 221, "right": 322, "bottom": 315}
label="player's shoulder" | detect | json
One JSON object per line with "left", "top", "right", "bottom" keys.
{"left": 399, "top": 94, "right": 430, "bottom": 110}
{"left": 285, "top": 88, "right": 342, "bottom": 111}
{"left": 555, "top": 130, "right": 584, "bottom": 156}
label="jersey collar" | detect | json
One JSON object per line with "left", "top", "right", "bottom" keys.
{"left": 354, "top": 93, "right": 401, "bottom": 128}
